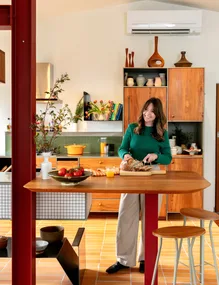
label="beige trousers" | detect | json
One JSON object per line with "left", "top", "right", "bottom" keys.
{"left": 116, "top": 166, "right": 162, "bottom": 267}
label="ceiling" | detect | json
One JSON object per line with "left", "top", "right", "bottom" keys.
{"left": 37, "top": 0, "right": 219, "bottom": 19}
{"left": 152, "top": 0, "right": 219, "bottom": 12}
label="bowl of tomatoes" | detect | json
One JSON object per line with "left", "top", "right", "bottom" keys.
{"left": 48, "top": 167, "right": 92, "bottom": 185}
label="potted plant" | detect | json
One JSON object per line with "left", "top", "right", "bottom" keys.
{"left": 31, "top": 73, "right": 72, "bottom": 154}
{"left": 85, "top": 100, "right": 114, "bottom": 121}
{"left": 68, "top": 96, "right": 84, "bottom": 131}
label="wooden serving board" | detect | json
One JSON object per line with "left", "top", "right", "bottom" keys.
{"left": 120, "top": 170, "right": 166, "bottom": 176}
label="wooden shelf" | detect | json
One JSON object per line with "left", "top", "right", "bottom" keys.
{"left": 36, "top": 98, "right": 62, "bottom": 103}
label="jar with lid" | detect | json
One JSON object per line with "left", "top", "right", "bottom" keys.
{"left": 127, "top": 77, "right": 134, "bottom": 87}
{"left": 100, "top": 137, "right": 107, "bottom": 154}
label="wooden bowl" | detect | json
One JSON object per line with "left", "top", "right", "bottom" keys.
{"left": 0, "top": 236, "right": 8, "bottom": 249}
{"left": 40, "top": 226, "right": 64, "bottom": 243}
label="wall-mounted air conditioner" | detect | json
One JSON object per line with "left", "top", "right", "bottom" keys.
{"left": 127, "top": 10, "right": 202, "bottom": 35}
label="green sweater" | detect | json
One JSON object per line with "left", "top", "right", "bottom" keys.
{"left": 118, "top": 123, "right": 172, "bottom": 165}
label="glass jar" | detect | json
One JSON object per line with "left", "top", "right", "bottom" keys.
{"left": 100, "top": 137, "right": 107, "bottom": 154}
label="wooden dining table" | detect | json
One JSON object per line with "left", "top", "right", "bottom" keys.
{"left": 24, "top": 171, "right": 210, "bottom": 285}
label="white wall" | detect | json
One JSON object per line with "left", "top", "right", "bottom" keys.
{"left": 0, "top": 0, "right": 218, "bottom": 210}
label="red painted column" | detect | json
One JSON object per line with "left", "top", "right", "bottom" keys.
{"left": 145, "top": 194, "right": 158, "bottom": 285}
{"left": 11, "top": 1, "right": 36, "bottom": 285}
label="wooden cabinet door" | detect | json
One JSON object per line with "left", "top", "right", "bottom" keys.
{"left": 167, "top": 157, "right": 203, "bottom": 212}
{"left": 168, "top": 68, "right": 204, "bottom": 122}
{"left": 124, "top": 87, "right": 167, "bottom": 131}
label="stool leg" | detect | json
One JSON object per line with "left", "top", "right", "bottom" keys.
{"left": 151, "top": 238, "right": 163, "bottom": 285}
{"left": 173, "top": 238, "right": 181, "bottom": 285}
{"left": 187, "top": 237, "right": 197, "bottom": 285}
{"left": 200, "top": 219, "right": 205, "bottom": 285}
{"left": 209, "top": 220, "right": 219, "bottom": 285}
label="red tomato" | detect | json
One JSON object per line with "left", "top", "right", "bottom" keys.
{"left": 77, "top": 167, "right": 84, "bottom": 175}
{"left": 64, "top": 172, "right": 73, "bottom": 178}
{"left": 68, "top": 168, "right": 75, "bottom": 174}
{"left": 73, "top": 170, "right": 83, "bottom": 176}
{"left": 58, "top": 168, "right": 67, "bottom": 176}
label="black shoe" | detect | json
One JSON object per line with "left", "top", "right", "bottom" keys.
{"left": 139, "top": 261, "right": 144, "bottom": 273}
{"left": 106, "top": 261, "right": 129, "bottom": 274}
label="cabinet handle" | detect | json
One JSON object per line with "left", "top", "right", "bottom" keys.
{"left": 171, "top": 115, "right": 175, "bottom": 118}
{"left": 99, "top": 203, "right": 102, "bottom": 206}
{"left": 171, "top": 161, "right": 175, "bottom": 164}
{"left": 99, "top": 161, "right": 103, "bottom": 164}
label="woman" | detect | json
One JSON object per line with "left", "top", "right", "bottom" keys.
{"left": 106, "top": 97, "right": 172, "bottom": 274}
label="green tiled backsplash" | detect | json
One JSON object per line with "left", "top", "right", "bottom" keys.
{"left": 5, "top": 133, "right": 123, "bottom": 156}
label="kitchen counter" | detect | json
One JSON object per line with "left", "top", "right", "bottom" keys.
{"left": 0, "top": 172, "right": 91, "bottom": 220}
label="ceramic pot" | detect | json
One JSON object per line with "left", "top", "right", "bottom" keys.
{"left": 64, "top": 144, "right": 86, "bottom": 155}
{"left": 136, "top": 74, "right": 146, "bottom": 86}
{"left": 159, "top": 73, "right": 166, "bottom": 86}
{"left": 92, "top": 112, "right": 109, "bottom": 121}
{"left": 155, "top": 77, "right": 162, "bottom": 87}
{"left": 127, "top": 77, "right": 134, "bottom": 87}
{"left": 146, "top": 78, "right": 153, "bottom": 87}
{"left": 41, "top": 152, "right": 52, "bottom": 180}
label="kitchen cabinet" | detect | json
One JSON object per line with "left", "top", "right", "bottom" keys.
{"left": 167, "top": 156, "right": 203, "bottom": 213}
{"left": 123, "top": 67, "right": 205, "bottom": 219}
{"left": 168, "top": 68, "right": 204, "bottom": 122}
{"left": 0, "top": 50, "right": 5, "bottom": 83}
{"left": 124, "top": 87, "right": 167, "bottom": 131}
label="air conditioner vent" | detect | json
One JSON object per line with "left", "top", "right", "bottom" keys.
{"left": 132, "top": 29, "right": 190, "bottom": 35}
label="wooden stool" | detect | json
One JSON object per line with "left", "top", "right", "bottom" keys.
{"left": 180, "top": 208, "right": 219, "bottom": 285}
{"left": 151, "top": 226, "right": 206, "bottom": 285}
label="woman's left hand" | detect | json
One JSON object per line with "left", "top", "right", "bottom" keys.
{"left": 143, "top": 153, "right": 158, "bottom": 163}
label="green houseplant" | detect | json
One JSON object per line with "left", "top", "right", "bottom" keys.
{"left": 31, "top": 73, "right": 72, "bottom": 154}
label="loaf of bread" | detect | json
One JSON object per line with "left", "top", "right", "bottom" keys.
{"left": 119, "top": 158, "right": 152, "bottom": 172}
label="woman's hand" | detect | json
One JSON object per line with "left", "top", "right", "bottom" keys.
{"left": 143, "top": 153, "right": 158, "bottom": 163}
{"left": 123, "top": 154, "right": 132, "bottom": 161}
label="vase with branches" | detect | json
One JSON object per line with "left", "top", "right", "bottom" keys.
{"left": 31, "top": 73, "right": 72, "bottom": 154}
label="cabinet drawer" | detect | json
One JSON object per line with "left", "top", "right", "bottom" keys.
{"left": 79, "top": 158, "right": 121, "bottom": 169}
{"left": 92, "top": 193, "right": 121, "bottom": 199}
{"left": 57, "top": 161, "right": 79, "bottom": 170}
{"left": 91, "top": 199, "right": 120, "bottom": 212}
{"left": 36, "top": 157, "right": 57, "bottom": 168}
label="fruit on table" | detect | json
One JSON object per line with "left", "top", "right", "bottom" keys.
{"left": 58, "top": 167, "right": 85, "bottom": 177}
{"left": 58, "top": 168, "right": 67, "bottom": 176}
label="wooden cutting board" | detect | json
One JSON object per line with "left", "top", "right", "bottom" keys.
{"left": 120, "top": 170, "right": 166, "bottom": 176}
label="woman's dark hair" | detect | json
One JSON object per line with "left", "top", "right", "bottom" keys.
{"left": 134, "top": 97, "right": 167, "bottom": 141}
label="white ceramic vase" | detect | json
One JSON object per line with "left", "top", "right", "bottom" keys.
{"left": 41, "top": 152, "right": 52, "bottom": 180}
{"left": 136, "top": 74, "right": 146, "bottom": 86}
{"left": 72, "top": 122, "right": 78, "bottom": 132}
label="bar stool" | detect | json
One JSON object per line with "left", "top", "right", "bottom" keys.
{"left": 151, "top": 226, "right": 206, "bottom": 285}
{"left": 180, "top": 208, "right": 219, "bottom": 285}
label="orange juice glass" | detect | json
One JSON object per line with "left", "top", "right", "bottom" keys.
{"left": 106, "top": 167, "right": 115, "bottom": 178}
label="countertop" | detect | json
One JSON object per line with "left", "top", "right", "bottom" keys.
{"left": 0, "top": 172, "right": 11, "bottom": 184}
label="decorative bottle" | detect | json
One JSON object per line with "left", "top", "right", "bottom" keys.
{"left": 41, "top": 152, "right": 52, "bottom": 180}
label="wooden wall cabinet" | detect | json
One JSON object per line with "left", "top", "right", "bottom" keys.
{"left": 168, "top": 68, "right": 204, "bottom": 122}
{"left": 124, "top": 87, "right": 167, "bottom": 131}
{"left": 0, "top": 50, "right": 5, "bottom": 83}
{"left": 123, "top": 67, "right": 205, "bottom": 218}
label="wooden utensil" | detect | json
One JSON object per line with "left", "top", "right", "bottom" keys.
{"left": 0, "top": 165, "right": 7, "bottom": 172}
{"left": 4, "top": 165, "right": 12, "bottom": 172}
{"left": 120, "top": 169, "right": 166, "bottom": 176}
{"left": 147, "top": 36, "right": 165, "bottom": 67}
